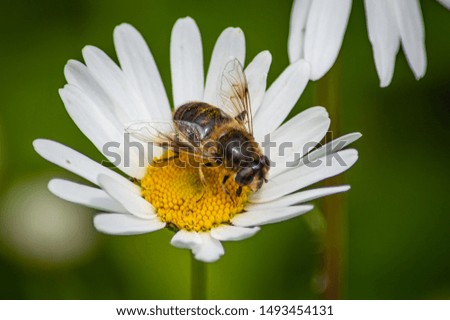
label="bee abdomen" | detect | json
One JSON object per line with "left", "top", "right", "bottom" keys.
{"left": 174, "top": 102, "right": 231, "bottom": 139}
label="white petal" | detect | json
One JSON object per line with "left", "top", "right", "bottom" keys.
{"left": 171, "top": 17, "right": 204, "bottom": 107}
{"left": 59, "top": 85, "right": 146, "bottom": 179}
{"left": 48, "top": 179, "right": 126, "bottom": 213}
{"left": 33, "top": 139, "right": 139, "bottom": 193}
{"left": 251, "top": 149, "right": 358, "bottom": 202}
{"left": 245, "top": 51, "right": 272, "bottom": 114}
{"left": 302, "top": 132, "right": 362, "bottom": 165}
{"left": 232, "top": 205, "right": 313, "bottom": 227}
{"left": 171, "top": 230, "right": 202, "bottom": 249}
{"left": 97, "top": 174, "right": 155, "bottom": 219}
{"left": 254, "top": 60, "right": 310, "bottom": 141}
{"left": 268, "top": 115, "right": 330, "bottom": 178}
{"left": 437, "top": 0, "right": 450, "bottom": 10}
{"left": 288, "top": 0, "right": 312, "bottom": 63}
{"left": 210, "top": 225, "right": 260, "bottom": 241}
{"left": 364, "top": 0, "right": 401, "bottom": 87}
{"left": 304, "top": 0, "right": 352, "bottom": 80}
{"left": 94, "top": 213, "right": 165, "bottom": 235}
{"left": 59, "top": 84, "right": 121, "bottom": 148}
{"left": 392, "top": 0, "right": 427, "bottom": 80}
{"left": 192, "top": 233, "right": 225, "bottom": 263}
{"left": 269, "top": 106, "right": 328, "bottom": 142}
{"left": 64, "top": 58, "right": 156, "bottom": 179}
{"left": 246, "top": 185, "right": 350, "bottom": 209}
{"left": 114, "top": 23, "right": 171, "bottom": 120}
{"left": 82, "top": 46, "right": 148, "bottom": 124}
{"left": 203, "top": 27, "right": 245, "bottom": 106}
{"left": 64, "top": 60, "right": 123, "bottom": 130}
{"left": 64, "top": 61, "right": 153, "bottom": 178}
{"left": 268, "top": 119, "right": 356, "bottom": 179}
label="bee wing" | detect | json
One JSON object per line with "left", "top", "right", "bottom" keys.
{"left": 173, "top": 120, "right": 208, "bottom": 147}
{"left": 217, "top": 58, "right": 253, "bottom": 135}
{"left": 126, "top": 121, "right": 175, "bottom": 144}
{"left": 126, "top": 121, "right": 216, "bottom": 161}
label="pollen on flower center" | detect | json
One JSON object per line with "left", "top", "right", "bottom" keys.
{"left": 140, "top": 152, "right": 249, "bottom": 232}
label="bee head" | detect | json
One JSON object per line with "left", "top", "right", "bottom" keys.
{"left": 235, "top": 155, "right": 270, "bottom": 191}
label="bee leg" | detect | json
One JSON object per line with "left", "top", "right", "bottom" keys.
{"left": 204, "top": 158, "right": 222, "bottom": 167}
{"left": 198, "top": 165, "right": 207, "bottom": 187}
{"left": 155, "top": 153, "right": 179, "bottom": 165}
{"left": 196, "top": 165, "right": 207, "bottom": 202}
{"left": 221, "top": 175, "right": 231, "bottom": 196}
{"left": 236, "top": 186, "right": 243, "bottom": 197}
{"left": 222, "top": 175, "right": 239, "bottom": 205}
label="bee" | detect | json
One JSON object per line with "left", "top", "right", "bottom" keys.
{"left": 127, "top": 58, "right": 270, "bottom": 195}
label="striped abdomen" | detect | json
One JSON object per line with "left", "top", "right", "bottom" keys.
{"left": 173, "top": 102, "right": 232, "bottom": 140}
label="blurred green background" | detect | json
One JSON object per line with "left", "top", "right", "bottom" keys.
{"left": 0, "top": 0, "right": 449, "bottom": 299}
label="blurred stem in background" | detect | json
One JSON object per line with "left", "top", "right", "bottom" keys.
{"left": 315, "top": 57, "right": 346, "bottom": 299}
{"left": 191, "top": 256, "right": 207, "bottom": 299}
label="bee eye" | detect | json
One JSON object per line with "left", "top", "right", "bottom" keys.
{"left": 235, "top": 167, "right": 254, "bottom": 186}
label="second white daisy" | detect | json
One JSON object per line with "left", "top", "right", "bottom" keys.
{"left": 288, "top": 0, "right": 448, "bottom": 87}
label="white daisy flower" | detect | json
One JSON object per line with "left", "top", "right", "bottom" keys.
{"left": 438, "top": 0, "right": 450, "bottom": 10}
{"left": 33, "top": 17, "right": 360, "bottom": 263}
{"left": 288, "top": 0, "right": 448, "bottom": 87}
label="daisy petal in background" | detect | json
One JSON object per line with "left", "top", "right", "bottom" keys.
{"left": 34, "top": 17, "right": 360, "bottom": 263}
{"left": 289, "top": 0, "right": 449, "bottom": 87}
{"left": 364, "top": 0, "right": 426, "bottom": 87}
{"left": 437, "top": 0, "right": 450, "bottom": 10}
{"left": 288, "top": 0, "right": 352, "bottom": 80}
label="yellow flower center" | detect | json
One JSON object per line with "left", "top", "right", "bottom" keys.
{"left": 140, "top": 152, "right": 250, "bottom": 232}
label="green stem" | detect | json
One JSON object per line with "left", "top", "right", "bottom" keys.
{"left": 191, "top": 255, "right": 207, "bottom": 299}
{"left": 315, "top": 57, "right": 346, "bottom": 299}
